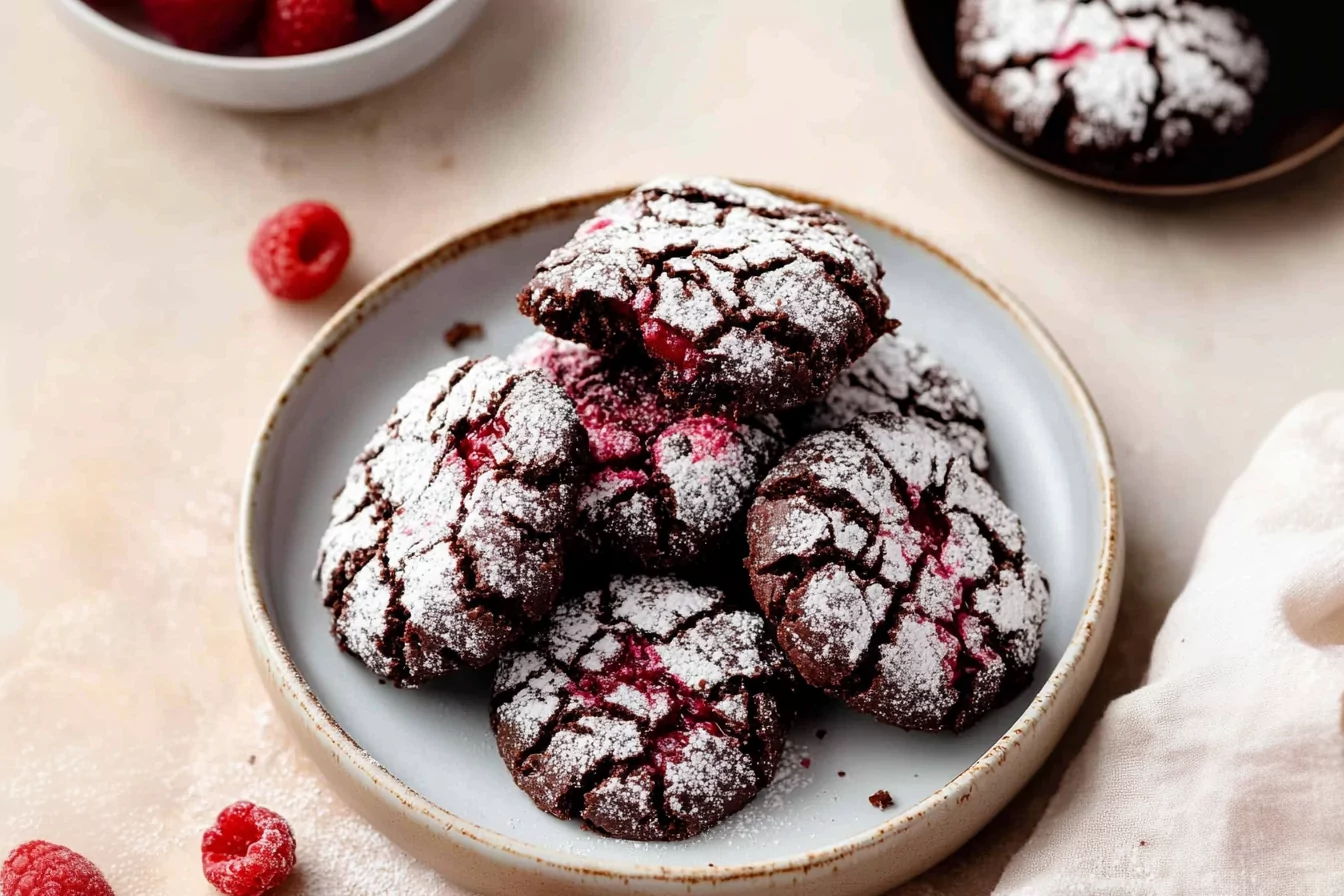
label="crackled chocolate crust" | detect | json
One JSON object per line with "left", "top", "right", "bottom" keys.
{"left": 746, "top": 413, "right": 1048, "bottom": 732}
{"left": 315, "top": 357, "right": 587, "bottom": 686}
{"left": 956, "top": 0, "right": 1269, "bottom": 177}
{"left": 491, "top": 575, "right": 799, "bottom": 840}
{"left": 511, "top": 332, "right": 785, "bottom": 571}
{"left": 517, "top": 177, "right": 893, "bottom": 418}
{"left": 784, "top": 332, "right": 989, "bottom": 473}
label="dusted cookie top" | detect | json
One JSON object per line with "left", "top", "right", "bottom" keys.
{"left": 491, "top": 575, "right": 799, "bottom": 841}
{"left": 316, "top": 357, "right": 586, "bottom": 686}
{"left": 786, "top": 332, "right": 989, "bottom": 473}
{"left": 746, "top": 413, "right": 1048, "bottom": 732}
{"left": 517, "top": 177, "right": 892, "bottom": 418}
{"left": 957, "top": 0, "right": 1269, "bottom": 175}
{"left": 511, "top": 333, "right": 784, "bottom": 571}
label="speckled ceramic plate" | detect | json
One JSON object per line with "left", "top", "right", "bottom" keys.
{"left": 237, "top": 186, "right": 1123, "bottom": 895}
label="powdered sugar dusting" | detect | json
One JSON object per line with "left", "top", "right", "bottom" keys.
{"left": 315, "top": 357, "right": 585, "bottom": 685}
{"left": 491, "top": 576, "right": 798, "bottom": 840}
{"left": 958, "top": 0, "right": 1268, "bottom": 167}
{"left": 606, "top": 574, "right": 716, "bottom": 637}
{"left": 793, "top": 333, "right": 990, "bottom": 472}
{"left": 748, "top": 412, "right": 1050, "bottom": 732}
{"left": 519, "top": 178, "right": 891, "bottom": 416}
{"left": 512, "top": 332, "right": 783, "bottom": 569}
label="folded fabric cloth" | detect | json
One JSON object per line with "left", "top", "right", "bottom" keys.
{"left": 994, "top": 394, "right": 1344, "bottom": 895}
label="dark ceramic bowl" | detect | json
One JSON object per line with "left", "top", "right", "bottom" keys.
{"left": 899, "top": 0, "right": 1344, "bottom": 195}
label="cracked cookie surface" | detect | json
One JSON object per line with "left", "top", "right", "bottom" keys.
{"left": 511, "top": 332, "right": 785, "bottom": 571}
{"left": 316, "top": 356, "right": 586, "bottom": 686}
{"left": 517, "top": 177, "right": 892, "bottom": 418}
{"left": 957, "top": 0, "right": 1269, "bottom": 176}
{"left": 746, "top": 413, "right": 1048, "bottom": 732}
{"left": 491, "top": 575, "right": 799, "bottom": 840}
{"left": 784, "top": 332, "right": 989, "bottom": 474}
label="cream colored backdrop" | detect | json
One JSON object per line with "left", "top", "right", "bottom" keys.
{"left": 4, "top": 1, "right": 1344, "bottom": 893}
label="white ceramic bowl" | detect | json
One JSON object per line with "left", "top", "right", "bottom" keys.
{"left": 237, "top": 186, "right": 1124, "bottom": 895}
{"left": 51, "top": 0, "right": 489, "bottom": 111}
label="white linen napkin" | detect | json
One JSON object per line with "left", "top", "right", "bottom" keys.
{"left": 993, "top": 393, "right": 1344, "bottom": 895}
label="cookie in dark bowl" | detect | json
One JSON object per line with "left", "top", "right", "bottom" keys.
{"left": 517, "top": 177, "right": 893, "bottom": 418}
{"left": 315, "top": 357, "right": 587, "bottom": 686}
{"left": 511, "top": 332, "right": 785, "bottom": 571}
{"left": 746, "top": 413, "right": 1048, "bottom": 732}
{"left": 956, "top": 0, "right": 1269, "bottom": 179}
{"left": 783, "top": 332, "right": 988, "bottom": 474}
{"left": 491, "top": 574, "right": 799, "bottom": 840}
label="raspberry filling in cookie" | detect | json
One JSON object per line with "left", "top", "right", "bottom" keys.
{"left": 517, "top": 178, "right": 892, "bottom": 417}
{"left": 491, "top": 575, "right": 799, "bottom": 841}
{"left": 746, "top": 413, "right": 1050, "bottom": 732}
{"left": 956, "top": 0, "right": 1270, "bottom": 175}
{"left": 511, "top": 333, "right": 783, "bottom": 570}
{"left": 567, "top": 633, "right": 725, "bottom": 770}
{"left": 315, "top": 357, "right": 587, "bottom": 685}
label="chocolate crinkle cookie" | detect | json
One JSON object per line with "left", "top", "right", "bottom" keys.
{"left": 956, "top": 0, "right": 1269, "bottom": 177}
{"left": 511, "top": 332, "right": 785, "bottom": 571}
{"left": 491, "top": 575, "right": 799, "bottom": 841}
{"left": 746, "top": 413, "right": 1048, "bottom": 732}
{"left": 784, "top": 332, "right": 989, "bottom": 474}
{"left": 517, "top": 177, "right": 893, "bottom": 418}
{"left": 316, "top": 357, "right": 587, "bottom": 686}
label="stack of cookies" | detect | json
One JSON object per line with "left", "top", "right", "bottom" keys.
{"left": 315, "top": 178, "right": 1050, "bottom": 841}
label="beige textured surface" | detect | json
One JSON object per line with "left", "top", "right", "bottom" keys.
{"left": 3, "top": 1, "right": 1343, "bottom": 893}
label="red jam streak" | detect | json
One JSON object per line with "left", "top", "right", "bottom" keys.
{"left": 459, "top": 417, "right": 509, "bottom": 473}
{"left": 568, "top": 634, "right": 725, "bottom": 771}
{"left": 640, "top": 319, "right": 704, "bottom": 375}
{"left": 1052, "top": 35, "right": 1151, "bottom": 66}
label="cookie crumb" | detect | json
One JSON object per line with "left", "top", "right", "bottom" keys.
{"left": 869, "top": 789, "right": 894, "bottom": 810}
{"left": 443, "top": 321, "right": 484, "bottom": 347}
{"left": 247, "top": 755, "right": 256, "bottom": 766}
{"left": 815, "top": 728, "right": 827, "bottom": 740}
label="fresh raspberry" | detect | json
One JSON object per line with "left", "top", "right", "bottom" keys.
{"left": 248, "top": 201, "right": 352, "bottom": 301}
{"left": 370, "top": 0, "right": 434, "bottom": 23}
{"left": 201, "top": 802, "right": 295, "bottom": 896}
{"left": 1, "top": 841, "right": 115, "bottom": 896}
{"left": 260, "top": 0, "right": 358, "bottom": 56}
{"left": 141, "top": 0, "right": 260, "bottom": 53}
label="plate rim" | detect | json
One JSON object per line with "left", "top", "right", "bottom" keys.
{"left": 236, "top": 183, "right": 1123, "bottom": 885}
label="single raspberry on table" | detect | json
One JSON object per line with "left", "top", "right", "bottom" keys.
{"left": 248, "top": 200, "right": 352, "bottom": 301}
{"left": 261, "top": 0, "right": 358, "bottom": 56}
{"left": 141, "top": 0, "right": 260, "bottom": 53}
{"left": 1, "top": 840, "right": 115, "bottom": 896}
{"left": 370, "top": 0, "right": 434, "bottom": 22}
{"left": 201, "top": 801, "right": 295, "bottom": 896}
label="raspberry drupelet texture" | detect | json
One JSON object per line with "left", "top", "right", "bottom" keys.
{"left": 510, "top": 332, "right": 785, "bottom": 570}
{"left": 316, "top": 357, "right": 587, "bottom": 685}
{"left": 746, "top": 413, "right": 1049, "bottom": 732}
{"left": 201, "top": 801, "right": 296, "bottom": 896}
{"left": 1, "top": 841, "right": 115, "bottom": 896}
{"left": 370, "top": 0, "right": 433, "bottom": 22}
{"left": 260, "top": 0, "right": 358, "bottom": 56}
{"left": 956, "top": 0, "right": 1269, "bottom": 178}
{"left": 517, "top": 178, "right": 893, "bottom": 418}
{"left": 248, "top": 200, "right": 352, "bottom": 301}
{"left": 492, "top": 575, "right": 800, "bottom": 841}
{"left": 141, "top": 0, "right": 260, "bottom": 53}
